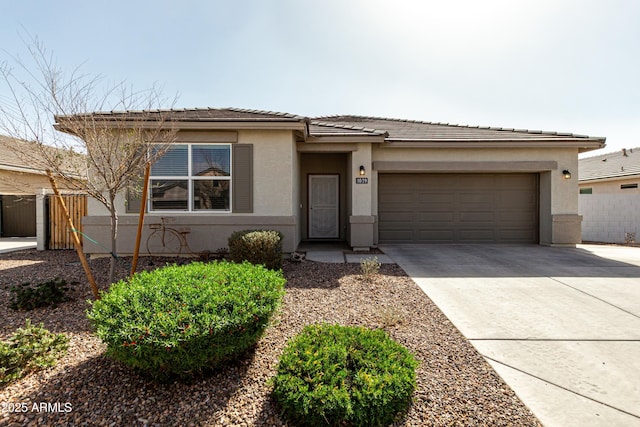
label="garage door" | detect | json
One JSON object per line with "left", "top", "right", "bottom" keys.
{"left": 378, "top": 173, "right": 538, "bottom": 243}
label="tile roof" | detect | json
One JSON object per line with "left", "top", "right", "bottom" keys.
{"left": 56, "top": 107, "right": 605, "bottom": 149}
{"left": 57, "top": 107, "right": 307, "bottom": 122}
{"left": 312, "top": 115, "right": 603, "bottom": 142}
{"left": 579, "top": 147, "right": 640, "bottom": 181}
{"left": 0, "top": 135, "right": 47, "bottom": 171}
{"left": 0, "top": 135, "right": 84, "bottom": 176}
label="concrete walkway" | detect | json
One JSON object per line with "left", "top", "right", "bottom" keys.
{"left": 0, "top": 237, "right": 37, "bottom": 254}
{"left": 380, "top": 243, "right": 640, "bottom": 427}
{"left": 296, "top": 242, "right": 393, "bottom": 264}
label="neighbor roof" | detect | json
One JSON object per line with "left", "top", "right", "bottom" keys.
{"left": 579, "top": 147, "right": 640, "bottom": 182}
{"left": 0, "top": 135, "right": 48, "bottom": 173}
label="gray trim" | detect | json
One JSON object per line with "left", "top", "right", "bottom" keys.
{"left": 374, "top": 161, "right": 558, "bottom": 173}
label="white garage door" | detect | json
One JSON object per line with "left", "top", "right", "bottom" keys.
{"left": 378, "top": 173, "right": 538, "bottom": 243}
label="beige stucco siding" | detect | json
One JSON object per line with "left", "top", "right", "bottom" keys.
{"left": 0, "top": 170, "right": 78, "bottom": 195}
{"left": 243, "top": 130, "right": 295, "bottom": 216}
{"left": 579, "top": 177, "right": 640, "bottom": 194}
{"left": 84, "top": 129, "right": 299, "bottom": 254}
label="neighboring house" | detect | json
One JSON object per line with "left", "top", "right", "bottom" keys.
{"left": 0, "top": 135, "right": 82, "bottom": 242}
{"left": 579, "top": 147, "right": 640, "bottom": 243}
{"left": 0, "top": 135, "right": 54, "bottom": 237}
{"left": 58, "top": 108, "right": 604, "bottom": 255}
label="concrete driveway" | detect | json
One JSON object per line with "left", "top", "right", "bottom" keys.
{"left": 380, "top": 244, "right": 640, "bottom": 427}
{"left": 0, "top": 237, "right": 36, "bottom": 253}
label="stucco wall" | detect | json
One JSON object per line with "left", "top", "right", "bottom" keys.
{"left": 0, "top": 170, "right": 77, "bottom": 195}
{"left": 84, "top": 129, "right": 298, "bottom": 255}
{"left": 579, "top": 177, "right": 640, "bottom": 194}
{"left": 579, "top": 194, "right": 640, "bottom": 243}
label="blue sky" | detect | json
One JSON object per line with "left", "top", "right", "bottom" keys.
{"left": 1, "top": 0, "right": 639, "bottom": 156}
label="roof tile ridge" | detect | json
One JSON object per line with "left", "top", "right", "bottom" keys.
{"left": 226, "top": 107, "right": 304, "bottom": 119}
{"left": 311, "top": 120, "right": 386, "bottom": 135}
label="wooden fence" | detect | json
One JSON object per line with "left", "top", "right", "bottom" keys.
{"left": 47, "top": 194, "right": 88, "bottom": 250}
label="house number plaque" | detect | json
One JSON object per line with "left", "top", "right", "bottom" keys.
{"left": 355, "top": 177, "right": 368, "bottom": 184}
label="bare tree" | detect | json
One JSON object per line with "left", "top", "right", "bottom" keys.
{"left": 0, "top": 37, "right": 178, "bottom": 286}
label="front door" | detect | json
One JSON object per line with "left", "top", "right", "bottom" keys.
{"left": 308, "top": 175, "right": 339, "bottom": 238}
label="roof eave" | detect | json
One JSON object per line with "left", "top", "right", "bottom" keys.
{"left": 306, "top": 134, "right": 387, "bottom": 144}
{"left": 381, "top": 138, "right": 606, "bottom": 152}
{"left": 579, "top": 173, "right": 640, "bottom": 183}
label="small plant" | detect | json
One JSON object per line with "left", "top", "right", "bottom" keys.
{"left": 0, "top": 319, "right": 69, "bottom": 385}
{"left": 360, "top": 256, "right": 381, "bottom": 280}
{"left": 228, "top": 229, "right": 284, "bottom": 270}
{"left": 271, "top": 323, "right": 418, "bottom": 427}
{"left": 88, "top": 261, "right": 286, "bottom": 382}
{"left": 9, "top": 278, "right": 72, "bottom": 310}
{"left": 378, "top": 306, "right": 405, "bottom": 329}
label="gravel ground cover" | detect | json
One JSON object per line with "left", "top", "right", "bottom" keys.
{"left": 0, "top": 249, "right": 541, "bottom": 426}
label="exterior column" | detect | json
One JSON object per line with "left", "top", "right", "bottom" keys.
{"left": 349, "top": 143, "right": 374, "bottom": 250}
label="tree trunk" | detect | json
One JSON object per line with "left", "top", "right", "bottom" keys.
{"left": 108, "top": 197, "right": 118, "bottom": 284}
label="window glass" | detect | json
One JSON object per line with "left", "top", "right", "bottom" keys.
{"left": 579, "top": 188, "right": 592, "bottom": 194}
{"left": 192, "top": 145, "right": 230, "bottom": 176}
{"left": 151, "top": 146, "right": 188, "bottom": 176}
{"left": 193, "top": 180, "right": 230, "bottom": 210}
{"left": 148, "top": 144, "right": 231, "bottom": 212}
{"left": 150, "top": 180, "right": 188, "bottom": 210}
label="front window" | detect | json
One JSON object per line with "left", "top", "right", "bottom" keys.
{"left": 149, "top": 144, "right": 231, "bottom": 211}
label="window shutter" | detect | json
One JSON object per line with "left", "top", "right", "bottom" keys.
{"left": 232, "top": 144, "right": 253, "bottom": 213}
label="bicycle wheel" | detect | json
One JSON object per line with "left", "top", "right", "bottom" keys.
{"left": 146, "top": 229, "right": 183, "bottom": 256}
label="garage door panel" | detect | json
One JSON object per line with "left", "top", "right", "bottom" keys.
{"left": 378, "top": 173, "right": 538, "bottom": 243}
{"left": 458, "top": 230, "right": 496, "bottom": 241}
{"left": 379, "top": 191, "right": 415, "bottom": 206}
{"left": 418, "top": 212, "right": 455, "bottom": 222}
{"left": 379, "top": 230, "right": 416, "bottom": 242}
{"left": 459, "top": 211, "right": 495, "bottom": 222}
{"left": 378, "top": 211, "right": 414, "bottom": 222}
{"left": 415, "top": 192, "right": 454, "bottom": 206}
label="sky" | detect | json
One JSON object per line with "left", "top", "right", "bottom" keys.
{"left": 1, "top": 0, "right": 638, "bottom": 157}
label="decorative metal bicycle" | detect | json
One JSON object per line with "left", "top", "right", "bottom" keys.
{"left": 146, "top": 217, "right": 195, "bottom": 256}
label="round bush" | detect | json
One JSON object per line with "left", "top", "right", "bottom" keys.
{"left": 88, "top": 261, "right": 285, "bottom": 381}
{"left": 272, "top": 324, "right": 418, "bottom": 426}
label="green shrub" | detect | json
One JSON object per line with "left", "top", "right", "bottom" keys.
{"left": 228, "top": 229, "right": 284, "bottom": 270}
{"left": 0, "top": 320, "right": 69, "bottom": 385}
{"left": 272, "top": 324, "right": 418, "bottom": 426}
{"left": 88, "top": 261, "right": 286, "bottom": 382}
{"left": 9, "top": 278, "right": 71, "bottom": 310}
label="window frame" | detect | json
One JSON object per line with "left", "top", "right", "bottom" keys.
{"left": 148, "top": 143, "right": 232, "bottom": 213}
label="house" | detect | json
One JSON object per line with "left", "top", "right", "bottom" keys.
{"left": 0, "top": 134, "right": 84, "bottom": 247}
{"left": 578, "top": 147, "right": 640, "bottom": 194}
{"left": 57, "top": 108, "right": 605, "bottom": 255}
{"left": 0, "top": 135, "right": 43, "bottom": 237}
{"left": 579, "top": 147, "right": 640, "bottom": 243}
